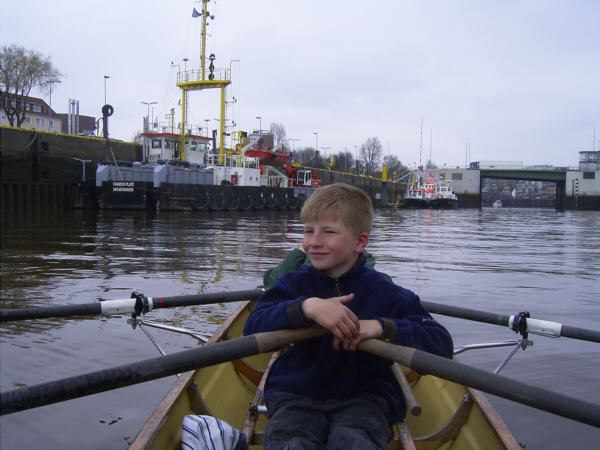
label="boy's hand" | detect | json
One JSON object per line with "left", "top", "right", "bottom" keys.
{"left": 302, "top": 294, "right": 359, "bottom": 348}
{"left": 336, "top": 319, "right": 383, "bottom": 352}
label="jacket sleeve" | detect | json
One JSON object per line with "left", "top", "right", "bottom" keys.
{"left": 262, "top": 248, "right": 308, "bottom": 289}
{"left": 244, "top": 277, "right": 313, "bottom": 336}
{"left": 375, "top": 287, "right": 454, "bottom": 359}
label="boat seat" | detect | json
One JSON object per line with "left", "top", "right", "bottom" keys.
{"left": 231, "top": 358, "right": 264, "bottom": 385}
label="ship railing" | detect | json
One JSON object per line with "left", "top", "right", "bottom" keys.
{"left": 205, "top": 153, "right": 260, "bottom": 169}
{"left": 177, "top": 68, "right": 231, "bottom": 84}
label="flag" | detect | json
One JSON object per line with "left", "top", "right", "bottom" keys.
{"left": 192, "top": 8, "right": 201, "bottom": 18}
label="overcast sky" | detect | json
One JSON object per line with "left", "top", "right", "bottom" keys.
{"left": 3, "top": 0, "right": 599, "bottom": 167}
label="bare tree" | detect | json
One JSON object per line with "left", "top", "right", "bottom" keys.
{"left": 383, "top": 154, "right": 409, "bottom": 180}
{"left": 269, "top": 122, "right": 287, "bottom": 148}
{"left": 0, "top": 44, "right": 61, "bottom": 127}
{"left": 295, "top": 147, "right": 324, "bottom": 168}
{"left": 332, "top": 150, "right": 354, "bottom": 172}
{"left": 359, "top": 136, "right": 383, "bottom": 176}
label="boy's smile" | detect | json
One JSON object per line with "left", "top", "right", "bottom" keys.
{"left": 303, "top": 218, "right": 368, "bottom": 279}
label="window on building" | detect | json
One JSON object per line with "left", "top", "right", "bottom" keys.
{"left": 49, "top": 119, "right": 54, "bottom": 128}
{"left": 452, "top": 173, "right": 463, "bottom": 181}
{"left": 32, "top": 104, "right": 42, "bottom": 113}
{"left": 583, "top": 172, "right": 595, "bottom": 180}
{"left": 152, "top": 139, "right": 162, "bottom": 149}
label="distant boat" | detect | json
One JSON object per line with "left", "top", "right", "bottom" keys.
{"left": 492, "top": 200, "right": 502, "bottom": 208}
{"left": 401, "top": 170, "right": 458, "bottom": 209}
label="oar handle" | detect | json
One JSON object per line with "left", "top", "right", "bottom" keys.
{"left": 0, "top": 326, "right": 325, "bottom": 415}
{"left": 359, "top": 339, "right": 600, "bottom": 428}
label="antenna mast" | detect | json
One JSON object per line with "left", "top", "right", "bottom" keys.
{"left": 419, "top": 117, "right": 423, "bottom": 167}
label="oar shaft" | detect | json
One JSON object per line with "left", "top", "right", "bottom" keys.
{"left": 0, "top": 290, "right": 263, "bottom": 322}
{"left": 560, "top": 324, "right": 600, "bottom": 343}
{"left": 359, "top": 339, "right": 600, "bottom": 428}
{"left": 0, "top": 327, "right": 324, "bottom": 415}
{"left": 422, "top": 301, "right": 510, "bottom": 327}
{"left": 0, "top": 303, "right": 102, "bottom": 322}
{"left": 151, "top": 290, "right": 262, "bottom": 309}
{"left": 422, "top": 301, "right": 600, "bottom": 344}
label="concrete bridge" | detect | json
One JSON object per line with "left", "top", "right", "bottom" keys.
{"left": 426, "top": 167, "right": 599, "bottom": 210}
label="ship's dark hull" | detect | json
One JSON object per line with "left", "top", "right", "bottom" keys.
{"left": 400, "top": 197, "right": 458, "bottom": 209}
{"left": 97, "top": 181, "right": 310, "bottom": 211}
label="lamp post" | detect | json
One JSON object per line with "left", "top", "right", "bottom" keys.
{"left": 141, "top": 101, "right": 157, "bottom": 131}
{"left": 47, "top": 79, "right": 61, "bottom": 131}
{"left": 344, "top": 146, "right": 348, "bottom": 172}
{"left": 103, "top": 75, "right": 110, "bottom": 105}
{"left": 289, "top": 138, "right": 300, "bottom": 160}
{"left": 256, "top": 116, "right": 262, "bottom": 137}
{"left": 321, "top": 146, "right": 330, "bottom": 168}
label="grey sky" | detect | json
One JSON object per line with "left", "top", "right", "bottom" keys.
{"left": 2, "top": 0, "right": 599, "bottom": 167}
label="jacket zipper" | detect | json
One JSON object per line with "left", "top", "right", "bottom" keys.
{"left": 334, "top": 278, "right": 342, "bottom": 296}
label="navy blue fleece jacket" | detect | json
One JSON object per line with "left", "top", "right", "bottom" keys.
{"left": 243, "top": 258, "right": 454, "bottom": 423}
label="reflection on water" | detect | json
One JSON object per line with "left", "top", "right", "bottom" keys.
{"left": 1, "top": 207, "right": 599, "bottom": 449}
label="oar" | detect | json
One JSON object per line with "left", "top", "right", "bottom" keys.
{"left": 420, "top": 300, "right": 600, "bottom": 343}
{"left": 0, "top": 289, "right": 263, "bottom": 322}
{"left": 2, "top": 329, "right": 599, "bottom": 428}
{"left": 0, "top": 327, "right": 327, "bottom": 415}
{"left": 2, "top": 290, "right": 598, "bottom": 344}
{"left": 359, "top": 339, "right": 600, "bottom": 428}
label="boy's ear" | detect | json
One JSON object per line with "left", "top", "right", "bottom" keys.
{"left": 355, "top": 232, "right": 369, "bottom": 253}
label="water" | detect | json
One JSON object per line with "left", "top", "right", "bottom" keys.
{"left": 1, "top": 207, "right": 599, "bottom": 449}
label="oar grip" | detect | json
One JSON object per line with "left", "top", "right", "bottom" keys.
{"left": 359, "top": 339, "right": 600, "bottom": 428}
{"left": 0, "top": 326, "right": 327, "bottom": 415}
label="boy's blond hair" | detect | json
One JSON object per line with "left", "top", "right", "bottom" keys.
{"left": 300, "top": 183, "right": 373, "bottom": 235}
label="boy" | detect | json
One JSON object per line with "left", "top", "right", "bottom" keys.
{"left": 243, "top": 183, "right": 453, "bottom": 449}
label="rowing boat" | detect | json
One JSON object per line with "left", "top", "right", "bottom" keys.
{"left": 129, "top": 300, "right": 521, "bottom": 449}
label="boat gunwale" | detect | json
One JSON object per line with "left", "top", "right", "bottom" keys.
{"left": 129, "top": 300, "right": 252, "bottom": 449}
{"left": 466, "top": 387, "right": 521, "bottom": 450}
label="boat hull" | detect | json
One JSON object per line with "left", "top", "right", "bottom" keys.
{"left": 129, "top": 301, "right": 520, "bottom": 450}
{"left": 97, "top": 182, "right": 311, "bottom": 211}
{"left": 400, "top": 198, "right": 458, "bottom": 209}
{"left": 95, "top": 163, "right": 315, "bottom": 211}
{"left": 428, "top": 197, "right": 458, "bottom": 209}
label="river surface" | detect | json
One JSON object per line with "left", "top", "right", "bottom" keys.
{"left": 1, "top": 207, "right": 599, "bottom": 449}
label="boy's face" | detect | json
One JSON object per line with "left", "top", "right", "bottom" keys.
{"left": 302, "top": 217, "right": 368, "bottom": 279}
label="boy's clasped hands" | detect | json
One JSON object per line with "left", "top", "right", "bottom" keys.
{"left": 302, "top": 293, "right": 383, "bottom": 351}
